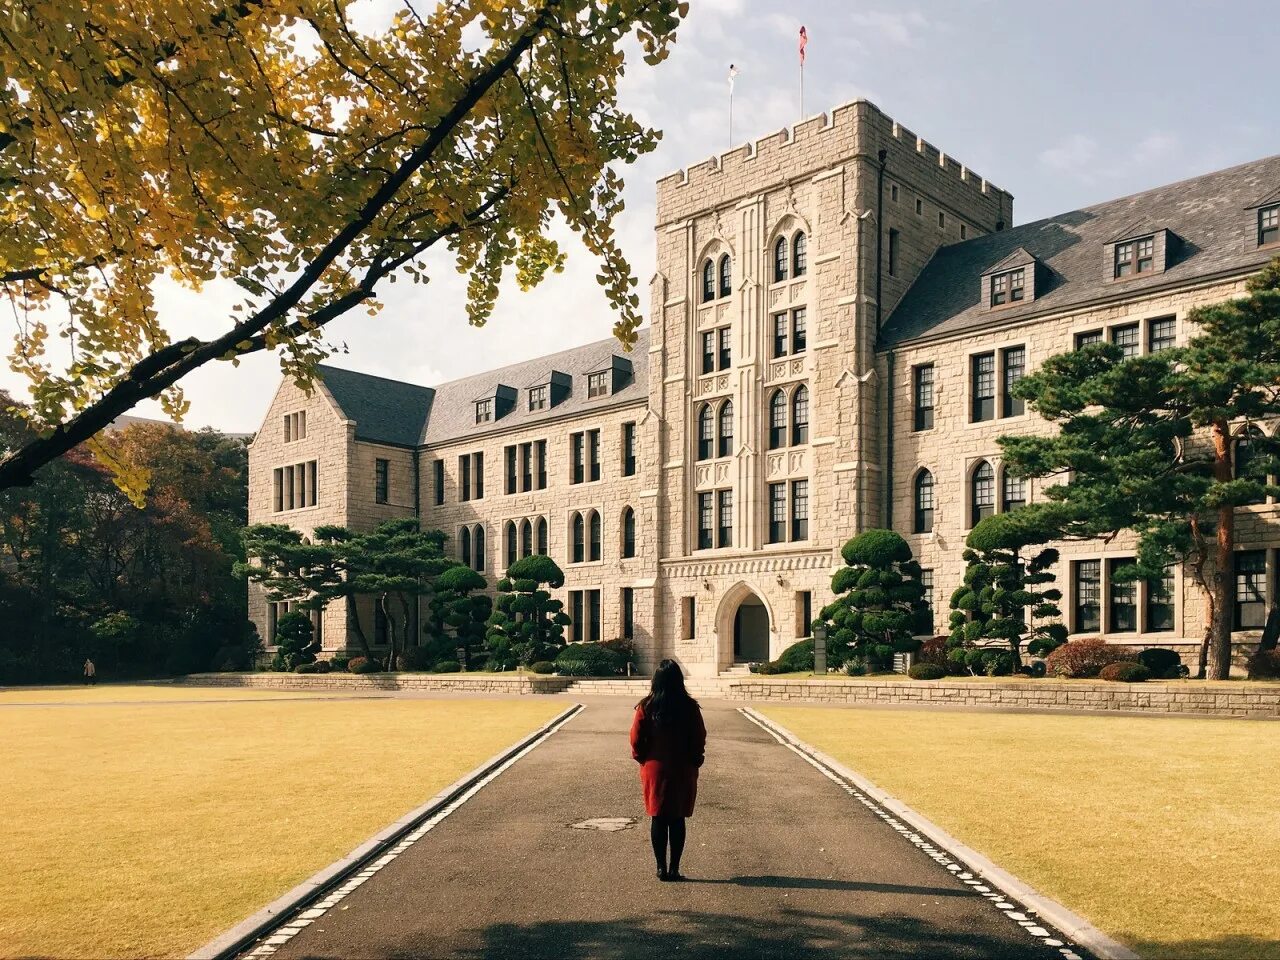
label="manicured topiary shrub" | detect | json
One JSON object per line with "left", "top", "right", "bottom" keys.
{"left": 486, "top": 555, "right": 569, "bottom": 667}
{"left": 1099, "top": 661, "right": 1152, "bottom": 683}
{"left": 294, "top": 662, "right": 319, "bottom": 674}
{"left": 346, "top": 656, "right": 368, "bottom": 673}
{"left": 1247, "top": 648, "right": 1280, "bottom": 680}
{"left": 530, "top": 661, "right": 556, "bottom": 674}
{"left": 1138, "top": 647, "right": 1184, "bottom": 679}
{"left": 907, "top": 662, "right": 946, "bottom": 680}
{"left": 555, "top": 643, "right": 624, "bottom": 677}
{"left": 350, "top": 657, "right": 381, "bottom": 674}
{"left": 432, "top": 660, "right": 462, "bottom": 673}
{"left": 331, "top": 656, "right": 350, "bottom": 672}
{"left": 313, "top": 660, "right": 331, "bottom": 674}
{"left": 1044, "top": 638, "right": 1137, "bottom": 678}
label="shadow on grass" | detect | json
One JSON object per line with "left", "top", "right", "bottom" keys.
{"left": 1125, "top": 934, "right": 1280, "bottom": 960}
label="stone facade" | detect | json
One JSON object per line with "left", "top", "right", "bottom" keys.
{"left": 248, "top": 98, "right": 1280, "bottom": 677}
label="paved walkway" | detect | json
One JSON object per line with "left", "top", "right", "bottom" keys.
{"left": 265, "top": 699, "right": 1079, "bottom": 960}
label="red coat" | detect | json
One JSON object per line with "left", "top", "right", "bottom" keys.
{"left": 630, "top": 701, "right": 707, "bottom": 817}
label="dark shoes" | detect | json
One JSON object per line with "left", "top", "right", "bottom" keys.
{"left": 657, "top": 866, "right": 669, "bottom": 881}
{"left": 656, "top": 867, "right": 686, "bottom": 882}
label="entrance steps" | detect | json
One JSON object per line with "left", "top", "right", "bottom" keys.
{"left": 718, "top": 664, "right": 754, "bottom": 678}
{"left": 560, "top": 677, "right": 732, "bottom": 698}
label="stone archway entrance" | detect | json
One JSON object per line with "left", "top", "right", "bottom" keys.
{"left": 733, "top": 595, "right": 771, "bottom": 663}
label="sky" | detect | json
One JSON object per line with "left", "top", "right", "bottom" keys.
{"left": 4, "top": 0, "right": 1276, "bottom": 434}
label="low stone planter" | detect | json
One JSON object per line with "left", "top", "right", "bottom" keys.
{"left": 180, "top": 672, "right": 574, "bottom": 695}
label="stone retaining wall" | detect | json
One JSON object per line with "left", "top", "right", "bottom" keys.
{"left": 181, "top": 673, "right": 574, "bottom": 695}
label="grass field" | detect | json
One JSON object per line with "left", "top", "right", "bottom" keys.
{"left": 758, "top": 705, "right": 1280, "bottom": 960}
{"left": 1, "top": 686, "right": 564, "bottom": 959}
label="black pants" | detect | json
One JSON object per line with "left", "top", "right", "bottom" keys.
{"left": 650, "top": 815, "right": 687, "bottom": 872}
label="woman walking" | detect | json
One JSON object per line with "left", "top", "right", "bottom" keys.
{"left": 630, "top": 659, "right": 707, "bottom": 881}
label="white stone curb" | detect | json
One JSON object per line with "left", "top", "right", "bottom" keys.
{"left": 187, "top": 703, "right": 585, "bottom": 960}
{"left": 740, "top": 707, "right": 1140, "bottom": 960}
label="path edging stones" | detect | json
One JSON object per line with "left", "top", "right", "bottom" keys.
{"left": 186, "top": 703, "right": 583, "bottom": 960}
{"left": 741, "top": 707, "right": 1140, "bottom": 960}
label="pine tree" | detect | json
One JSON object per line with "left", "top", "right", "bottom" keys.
{"left": 272, "top": 612, "right": 317, "bottom": 671}
{"left": 486, "top": 555, "right": 571, "bottom": 668}
{"left": 426, "top": 566, "right": 492, "bottom": 668}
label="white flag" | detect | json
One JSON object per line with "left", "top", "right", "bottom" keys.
{"left": 728, "top": 63, "right": 739, "bottom": 93}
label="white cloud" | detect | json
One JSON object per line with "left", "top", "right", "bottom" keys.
{"left": 1039, "top": 133, "right": 1098, "bottom": 173}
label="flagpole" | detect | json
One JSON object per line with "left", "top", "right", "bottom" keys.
{"left": 729, "top": 84, "right": 734, "bottom": 147}
{"left": 800, "top": 61, "right": 804, "bottom": 118}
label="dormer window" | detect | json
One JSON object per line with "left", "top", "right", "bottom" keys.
{"left": 473, "top": 384, "right": 516, "bottom": 424}
{"left": 587, "top": 371, "right": 609, "bottom": 398}
{"left": 475, "top": 399, "right": 494, "bottom": 424}
{"left": 990, "top": 268, "right": 1025, "bottom": 307}
{"left": 1114, "top": 235, "right": 1155, "bottom": 278}
{"left": 1260, "top": 204, "right": 1279, "bottom": 247}
{"left": 529, "top": 385, "right": 548, "bottom": 411}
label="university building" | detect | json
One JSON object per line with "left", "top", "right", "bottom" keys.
{"left": 248, "top": 99, "right": 1280, "bottom": 675}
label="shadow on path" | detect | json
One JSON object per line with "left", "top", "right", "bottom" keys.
{"left": 683, "top": 874, "right": 971, "bottom": 897}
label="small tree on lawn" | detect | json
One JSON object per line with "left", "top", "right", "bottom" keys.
{"left": 272, "top": 611, "right": 318, "bottom": 671}
{"left": 948, "top": 508, "right": 1068, "bottom": 674}
{"left": 817, "top": 529, "right": 925, "bottom": 671}
{"left": 426, "top": 566, "right": 492, "bottom": 668}
{"left": 486, "top": 555, "right": 570, "bottom": 667}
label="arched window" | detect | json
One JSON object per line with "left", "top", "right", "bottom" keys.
{"left": 571, "top": 512, "right": 585, "bottom": 564}
{"left": 536, "top": 516, "right": 548, "bottom": 555}
{"left": 793, "top": 231, "right": 807, "bottom": 276}
{"left": 521, "top": 518, "right": 533, "bottom": 558}
{"left": 718, "top": 254, "right": 732, "bottom": 298}
{"left": 768, "top": 389, "right": 787, "bottom": 450}
{"left": 914, "top": 470, "right": 935, "bottom": 534}
{"left": 1001, "top": 469, "right": 1026, "bottom": 512}
{"left": 791, "top": 385, "right": 810, "bottom": 446}
{"left": 718, "top": 400, "right": 735, "bottom": 458}
{"left": 697, "top": 403, "right": 714, "bottom": 461}
{"left": 460, "top": 525, "right": 472, "bottom": 567}
{"left": 971, "top": 461, "right": 995, "bottom": 526}
{"left": 621, "top": 507, "right": 636, "bottom": 558}
{"left": 773, "top": 236, "right": 789, "bottom": 283}
{"left": 473, "top": 525, "right": 485, "bottom": 571}
{"left": 505, "top": 520, "right": 517, "bottom": 568}
{"left": 589, "top": 510, "right": 602, "bottom": 561}
{"left": 1236, "top": 425, "right": 1269, "bottom": 505}
{"left": 702, "top": 259, "right": 715, "bottom": 302}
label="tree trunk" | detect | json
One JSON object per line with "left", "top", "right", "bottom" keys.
{"left": 345, "top": 595, "right": 372, "bottom": 656}
{"left": 1188, "top": 518, "right": 1211, "bottom": 679}
{"left": 379, "top": 593, "right": 398, "bottom": 670}
{"left": 1208, "top": 420, "right": 1236, "bottom": 680}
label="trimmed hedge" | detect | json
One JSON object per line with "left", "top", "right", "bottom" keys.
{"left": 1044, "top": 638, "right": 1137, "bottom": 678}
{"left": 757, "top": 639, "right": 815, "bottom": 675}
{"left": 1099, "top": 661, "right": 1152, "bottom": 683}
{"left": 1138, "top": 647, "right": 1184, "bottom": 679}
{"left": 555, "top": 643, "right": 624, "bottom": 677}
{"left": 907, "top": 662, "right": 947, "bottom": 681}
{"left": 530, "top": 661, "right": 556, "bottom": 674}
{"left": 348, "top": 656, "right": 382, "bottom": 674}
{"left": 432, "top": 660, "right": 462, "bottom": 673}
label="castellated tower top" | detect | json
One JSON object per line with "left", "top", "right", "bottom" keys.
{"left": 654, "top": 98, "right": 1014, "bottom": 229}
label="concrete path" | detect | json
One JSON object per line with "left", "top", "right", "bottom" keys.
{"left": 265, "top": 699, "right": 1079, "bottom": 960}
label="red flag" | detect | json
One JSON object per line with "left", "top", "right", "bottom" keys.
{"left": 798, "top": 25, "right": 808, "bottom": 65}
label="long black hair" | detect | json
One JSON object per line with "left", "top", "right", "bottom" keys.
{"left": 639, "top": 659, "right": 698, "bottom": 726}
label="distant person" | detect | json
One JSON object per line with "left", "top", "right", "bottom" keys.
{"left": 630, "top": 659, "right": 706, "bottom": 881}
{"left": 83, "top": 658, "right": 96, "bottom": 685}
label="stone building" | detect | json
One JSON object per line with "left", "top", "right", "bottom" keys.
{"left": 248, "top": 98, "right": 1280, "bottom": 675}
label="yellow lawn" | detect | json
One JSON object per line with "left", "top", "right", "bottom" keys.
{"left": 759, "top": 706, "right": 1280, "bottom": 960}
{"left": 1, "top": 687, "right": 563, "bottom": 959}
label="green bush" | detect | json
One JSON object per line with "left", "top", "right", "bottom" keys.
{"left": 555, "top": 643, "right": 624, "bottom": 677}
{"left": 330, "top": 656, "right": 350, "bottom": 672}
{"left": 1138, "top": 647, "right": 1183, "bottom": 678}
{"left": 433, "top": 660, "right": 462, "bottom": 673}
{"left": 348, "top": 656, "right": 381, "bottom": 674}
{"left": 396, "top": 647, "right": 433, "bottom": 671}
{"left": 530, "top": 661, "right": 556, "bottom": 674}
{"left": 1247, "top": 648, "right": 1280, "bottom": 680}
{"left": 313, "top": 660, "right": 331, "bottom": 674}
{"left": 1044, "top": 638, "right": 1137, "bottom": 678}
{"left": 1099, "top": 661, "right": 1152, "bottom": 683}
{"left": 294, "top": 662, "right": 319, "bottom": 674}
{"left": 907, "top": 662, "right": 946, "bottom": 680}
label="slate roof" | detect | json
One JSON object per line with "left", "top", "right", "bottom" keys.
{"left": 314, "top": 364, "right": 435, "bottom": 448}
{"left": 880, "top": 153, "right": 1280, "bottom": 348}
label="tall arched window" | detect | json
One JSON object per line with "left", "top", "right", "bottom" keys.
{"left": 460, "top": 525, "right": 472, "bottom": 567}
{"left": 536, "top": 516, "right": 548, "bottom": 555}
{"left": 773, "top": 236, "right": 789, "bottom": 283}
{"left": 571, "top": 512, "right": 585, "bottom": 564}
{"left": 1236, "top": 426, "right": 1268, "bottom": 505}
{"left": 718, "top": 399, "right": 734, "bottom": 458}
{"left": 791, "top": 385, "right": 810, "bottom": 445}
{"left": 792, "top": 231, "right": 807, "bottom": 277}
{"left": 702, "top": 259, "right": 715, "bottom": 302}
{"left": 473, "top": 525, "right": 485, "bottom": 571}
{"left": 505, "top": 520, "right": 517, "bottom": 568}
{"left": 718, "top": 254, "right": 732, "bottom": 298}
{"left": 521, "top": 518, "right": 533, "bottom": 558}
{"left": 914, "top": 470, "right": 935, "bottom": 534}
{"left": 971, "top": 461, "right": 995, "bottom": 526}
{"left": 768, "top": 389, "right": 787, "bottom": 449}
{"left": 621, "top": 507, "right": 636, "bottom": 558}
{"left": 697, "top": 403, "right": 714, "bottom": 461}
{"left": 589, "top": 510, "right": 602, "bottom": 561}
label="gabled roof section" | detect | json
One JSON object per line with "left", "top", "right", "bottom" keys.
{"left": 1247, "top": 185, "right": 1280, "bottom": 209}
{"left": 880, "top": 152, "right": 1280, "bottom": 348}
{"left": 984, "top": 247, "right": 1037, "bottom": 274}
{"left": 1106, "top": 219, "right": 1159, "bottom": 244}
{"left": 314, "top": 365, "right": 434, "bottom": 448}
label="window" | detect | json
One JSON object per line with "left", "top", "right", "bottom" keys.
{"left": 587, "top": 371, "right": 609, "bottom": 398}
{"left": 473, "top": 525, "right": 485, "bottom": 571}
{"left": 571, "top": 513, "right": 585, "bottom": 564}
{"left": 914, "top": 470, "right": 934, "bottom": 534}
{"left": 792, "top": 308, "right": 807, "bottom": 354}
{"left": 701, "top": 330, "right": 715, "bottom": 375}
{"left": 571, "top": 432, "right": 585, "bottom": 484}
{"left": 505, "top": 446, "right": 517, "bottom": 495}
{"left": 1261, "top": 204, "right": 1280, "bottom": 247}
{"left": 621, "top": 587, "right": 635, "bottom": 641}
{"left": 536, "top": 440, "right": 547, "bottom": 490}
{"left": 587, "top": 429, "right": 600, "bottom": 482}
{"left": 768, "top": 390, "right": 787, "bottom": 449}
{"left": 460, "top": 525, "right": 472, "bottom": 568}
{"left": 536, "top": 517, "right": 548, "bottom": 555}
{"left": 791, "top": 386, "right": 810, "bottom": 446}
{"left": 990, "top": 268, "right": 1025, "bottom": 307}
{"left": 768, "top": 483, "right": 787, "bottom": 544}
{"left": 1147, "top": 566, "right": 1176, "bottom": 632}
{"left": 792, "top": 232, "right": 807, "bottom": 277}
{"left": 702, "top": 259, "right": 715, "bottom": 302}
{"left": 915, "top": 198, "right": 923, "bottom": 216}
{"left": 505, "top": 521, "right": 517, "bottom": 569}
{"left": 474, "top": 453, "right": 484, "bottom": 499}
{"left": 917, "top": 569, "right": 935, "bottom": 635}
{"left": 681, "top": 596, "right": 696, "bottom": 641}
{"left": 589, "top": 511, "right": 602, "bottom": 561}
{"left": 913, "top": 364, "right": 935, "bottom": 431}
{"left": 375, "top": 458, "right": 389, "bottom": 505}
{"left": 529, "top": 384, "right": 547, "bottom": 411}
{"left": 890, "top": 184, "right": 899, "bottom": 202}
{"left": 1235, "top": 426, "right": 1268, "bottom": 505}
{"left": 1074, "top": 560, "right": 1101, "bottom": 633}
{"left": 1001, "top": 469, "right": 1026, "bottom": 512}
{"left": 697, "top": 492, "right": 714, "bottom": 550}
{"left": 971, "top": 461, "right": 995, "bottom": 526}
{"left": 459, "top": 454, "right": 471, "bottom": 502}
{"left": 696, "top": 404, "right": 714, "bottom": 461}
{"left": 570, "top": 590, "right": 584, "bottom": 644}
{"left": 772, "top": 313, "right": 789, "bottom": 358}
{"left": 960, "top": 224, "right": 968, "bottom": 240}
{"left": 568, "top": 590, "right": 601, "bottom": 644}
{"left": 1143, "top": 316, "right": 1175, "bottom": 354}
{"left": 1001, "top": 346, "right": 1026, "bottom": 417}
{"left": 1108, "top": 559, "right": 1137, "bottom": 632}
{"left": 434, "top": 459, "right": 445, "bottom": 505}
{"left": 1234, "top": 550, "right": 1267, "bottom": 630}
{"left": 272, "top": 461, "right": 318, "bottom": 512}
{"left": 1075, "top": 330, "right": 1103, "bottom": 349}
{"left": 283, "top": 411, "right": 306, "bottom": 442}
{"left": 971, "top": 352, "right": 995, "bottom": 422}
{"left": 773, "top": 236, "right": 789, "bottom": 283}
{"left": 719, "top": 254, "right": 732, "bottom": 298}
{"left": 718, "top": 326, "right": 731, "bottom": 370}
{"left": 622, "top": 422, "right": 637, "bottom": 476}
{"left": 520, "top": 442, "right": 533, "bottom": 492}
{"left": 718, "top": 401, "right": 734, "bottom": 458}
{"left": 791, "top": 479, "right": 809, "bottom": 541}
{"left": 797, "top": 591, "right": 813, "bottom": 638}
{"left": 717, "top": 489, "right": 733, "bottom": 548}
{"left": 1114, "top": 235, "right": 1154, "bottom": 278}
{"left": 938, "top": 211, "right": 945, "bottom": 229}
{"left": 475, "top": 399, "right": 493, "bottom": 424}
{"left": 888, "top": 228, "right": 899, "bottom": 277}
{"left": 521, "top": 519, "right": 533, "bottom": 559}
{"left": 621, "top": 507, "right": 636, "bottom": 558}
{"left": 1110, "top": 322, "right": 1140, "bottom": 359}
